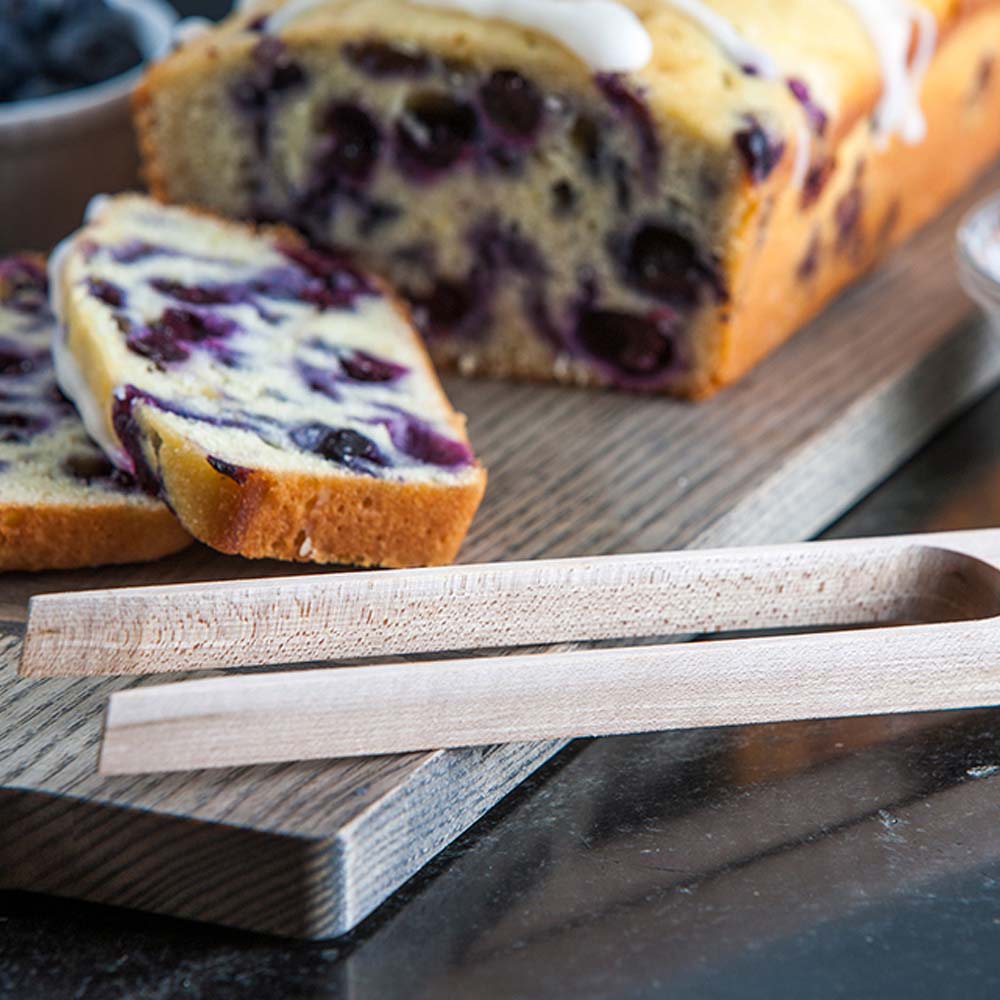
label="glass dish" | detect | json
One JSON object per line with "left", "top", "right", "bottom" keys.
{"left": 958, "top": 191, "right": 1000, "bottom": 325}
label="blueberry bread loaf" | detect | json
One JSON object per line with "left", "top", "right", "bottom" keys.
{"left": 0, "top": 255, "right": 190, "bottom": 571}
{"left": 52, "top": 195, "right": 486, "bottom": 568}
{"left": 134, "top": 0, "right": 1000, "bottom": 397}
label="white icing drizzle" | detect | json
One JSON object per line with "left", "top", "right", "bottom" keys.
{"left": 267, "top": 0, "right": 780, "bottom": 77}
{"left": 173, "top": 16, "right": 214, "bottom": 46}
{"left": 48, "top": 196, "right": 130, "bottom": 466}
{"left": 52, "top": 323, "right": 129, "bottom": 469}
{"left": 790, "top": 120, "right": 811, "bottom": 188}
{"left": 270, "top": 0, "right": 652, "bottom": 72}
{"left": 840, "top": 0, "right": 936, "bottom": 144}
{"left": 656, "top": 0, "right": 779, "bottom": 79}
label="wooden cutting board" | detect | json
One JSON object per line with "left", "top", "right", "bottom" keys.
{"left": 2, "top": 164, "right": 1000, "bottom": 940}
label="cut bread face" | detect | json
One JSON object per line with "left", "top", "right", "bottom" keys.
{"left": 51, "top": 195, "right": 486, "bottom": 568}
{"left": 133, "top": 1, "right": 1000, "bottom": 397}
{"left": 0, "top": 254, "right": 191, "bottom": 571}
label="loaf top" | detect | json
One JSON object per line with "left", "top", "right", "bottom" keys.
{"left": 0, "top": 255, "right": 164, "bottom": 508}
{"left": 51, "top": 195, "right": 482, "bottom": 488}
{"left": 162, "top": 0, "right": 973, "bottom": 157}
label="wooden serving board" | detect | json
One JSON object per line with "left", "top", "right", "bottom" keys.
{"left": 2, "top": 165, "right": 1000, "bottom": 939}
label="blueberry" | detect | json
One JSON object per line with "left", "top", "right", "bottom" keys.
{"left": 111, "top": 241, "right": 175, "bottom": 265}
{"left": 357, "top": 200, "right": 401, "bottom": 238}
{"left": 158, "top": 308, "right": 239, "bottom": 344}
{"left": 340, "top": 349, "right": 408, "bottom": 383}
{"left": 150, "top": 277, "right": 246, "bottom": 307}
{"left": 551, "top": 180, "right": 577, "bottom": 216}
{"left": 207, "top": 456, "right": 252, "bottom": 485}
{"left": 86, "top": 276, "right": 126, "bottom": 308}
{"left": 344, "top": 40, "right": 431, "bottom": 77}
{"left": 316, "top": 102, "right": 381, "bottom": 186}
{"left": 125, "top": 324, "right": 190, "bottom": 365}
{"left": 834, "top": 186, "right": 863, "bottom": 251}
{"left": 0, "top": 345, "right": 40, "bottom": 376}
{"left": 124, "top": 308, "right": 239, "bottom": 366}
{"left": 44, "top": 5, "right": 142, "bottom": 87}
{"left": 620, "top": 224, "right": 725, "bottom": 307}
{"left": 571, "top": 113, "right": 605, "bottom": 178}
{"left": 406, "top": 276, "right": 480, "bottom": 339}
{"left": 379, "top": 411, "right": 473, "bottom": 467}
{"left": 575, "top": 307, "right": 680, "bottom": 383}
{"left": 233, "top": 37, "right": 306, "bottom": 165}
{"left": 278, "top": 244, "right": 378, "bottom": 310}
{"left": 470, "top": 217, "right": 543, "bottom": 274}
{"left": 1, "top": 0, "right": 64, "bottom": 38}
{"left": 63, "top": 451, "right": 115, "bottom": 482}
{"left": 0, "top": 24, "right": 37, "bottom": 102}
{"left": 251, "top": 36, "right": 306, "bottom": 94}
{"left": 297, "top": 361, "right": 341, "bottom": 401}
{"left": 973, "top": 55, "right": 995, "bottom": 102}
{"left": 786, "top": 77, "right": 828, "bottom": 136}
{"left": 0, "top": 256, "right": 48, "bottom": 314}
{"left": 13, "top": 74, "right": 66, "bottom": 101}
{"left": 290, "top": 422, "right": 387, "bottom": 473}
{"left": 0, "top": 410, "right": 50, "bottom": 442}
{"left": 395, "top": 93, "right": 479, "bottom": 180}
{"left": 479, "top": 69, "right": 544, "bottom": 142}
{"left": 734, "top": 116, "right": 785, "bottom": 183}
{"left": 801, "top": 156, "right": 836, "bottom": 208}
{"left": 612, "top": 156, "right": 632, "bottom": 213}
{"left": 797, "top": 233, "right": 820, "bottom": 281}
{"left": 596, "top": 74, "right": 661, "bottom": 183}
{"left": 112, "top": 387, "right": 160, "bottom": 493}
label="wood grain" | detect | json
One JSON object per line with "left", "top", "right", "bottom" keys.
{"left": 95, "top": 528, "right": 1000, "bottom": 772}
{"left": 3, "top": 164, "right": 1000, "bottom": 937}
{"left": 21, "top": 529, "right": 1000, "bottom": 678}
{"left": 97, "top": 614, "right": 1000, "bottom": 774}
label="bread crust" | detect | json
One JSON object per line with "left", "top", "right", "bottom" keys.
{"left": 711, "top": 0, "right": 1000, "bottom": 395}
{"left": 56, "top": 200, "right": 487, "bottom": 569}
{"left": 145, "top": 411, "right": 486, "bottom": 567}
{"left": 132, "top": 0, "right": 1000, "bottom": 399}
{"left": 0, "top": 503, "right": 192, "bottom": 572}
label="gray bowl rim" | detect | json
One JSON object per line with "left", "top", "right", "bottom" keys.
{"left": 0, "top": 0, "right": 178, "bottom": 130}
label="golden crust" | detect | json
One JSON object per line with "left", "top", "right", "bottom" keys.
{"left": 712, "top": 0, "right": 1000, "bottom": 394}
{"left": 56, "top": 199, "right": 487, "bottom": 569}
{"left": 0, "top": 503, "right": 191, "bottom": 572}
{"left": 145, "top": 412, "right": 486, "bottom": 567}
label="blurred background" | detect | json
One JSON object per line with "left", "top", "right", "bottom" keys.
{"left": 170, "top": 0, "right": 232, "bottom": 16}
{"left": 1, "top": 0, "right": 240, "bottom": 251}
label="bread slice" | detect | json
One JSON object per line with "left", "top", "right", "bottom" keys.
{"left": 0, "top": 254, "right": 190, "bottom": 572}
{"left": 133, "top": 0, "right": 1000, "bottom": 397}
{"left": 51, "top": 195, "right": 486, "bottom": 568}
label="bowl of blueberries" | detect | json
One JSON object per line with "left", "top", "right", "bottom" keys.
{"left": 0, "top": 0, "right": 177, "bottom": 252}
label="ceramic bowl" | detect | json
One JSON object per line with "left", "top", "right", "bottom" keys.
{"left": 0, "top": 0, "right": 177, "bottom": 254}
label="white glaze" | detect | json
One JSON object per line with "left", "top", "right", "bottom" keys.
{"left": 657, "top": 0, "right": 779, "bottom": 79}
{"left": 48, "top": 211, "right": 128, "bottom": 465}
{"left": 840, "top": 0, "right": 936, "bottom": 144}
{"left": 173, "top": 16, "right": 214, "bottom": 46}
{"left": 270, "top": 0, "right": 653, "bottom": 72}
{"left": 267, "top": 0, "right": 780, "bottom": 77}
{"left": 52, "top": 323, "right": 130, "bottom": 469}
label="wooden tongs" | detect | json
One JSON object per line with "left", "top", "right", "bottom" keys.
{"left": 17, "top": 528, "right": 1000, "bottom": 775}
